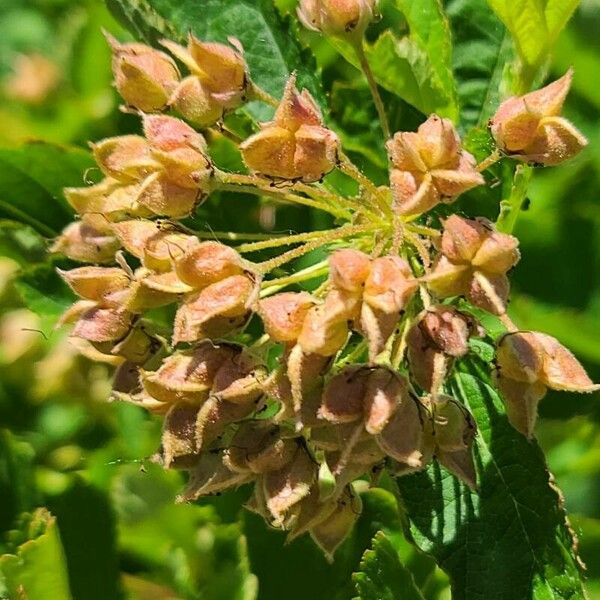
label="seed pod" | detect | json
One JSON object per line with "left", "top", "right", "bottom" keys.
{"left": 173, "top": 274, "right": 255, "bottom": 344}
{"left": 225, "top": 422, "right": 297, "bottom": 474}
{"left": 363, "top": 255, "right": 416, "bottom": 314}
{"left": 297, "top": 303, "right": 349, "bottom": 356}
{"left": 426, "top": 216, "right": 519, "bottom": 315}
{"left": 71, "top": 306, "right": 132, "bottom": 343}
{"left": 490, "top": 70, "right": 587, "bottom": 165}
{"left": 328, "top": 249, "right": 371, "bottom": 293}
{"left": 178, "top": 451, "right": 254, "bottom": 502}
{"left": 240, "top": 75, "right": 339, "bottom": 182}
{"left": 161, "top": 401, "right": 201, "bottom": 468}
{"left": 106, "top": 34, "right": 180, "bottom": 112}
{"left": 309, "top": 484, "right": 362, "bottom": 562}
{"left": 51, "top": 219, "right": 120, "bottom": 264}
{"left": 175, "top": 241, "right": 244, "bottom": 289}
{"left": 298, "top": 0, "right": 378, "bottom": 41}
{"left": 262, "top": 443, "right": 317, "bottom": 524}
{"left": 387, "top": 115, "right": 484, "bottom": 216}
{"left": 495, "top": 331, "right": 599, "bottom": 437}
{"left": 58, "top": 266, "right": 130, "bottom": 305}
{"left": 211, "top": 350, "right": 265, "bottom": 405}
{"left": 319, "top": 366, "right": 371, "bottom": 424}
{"left": 375, "top": 390, "right": 423, "bottom": 468}
{"left": 258, "top": 292, "right": 316, "bottom": 343}
{"left": 161, "top": 34, "right": 248, "bottom": 125}
{"left": 363, "top": 368, "right": 404, "bottom": 434}
{"left": 93, "top": 135, "right": 157, "bottom": 183}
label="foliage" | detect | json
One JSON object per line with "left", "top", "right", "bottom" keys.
{"left": 0, "top": 1, "right": 599, "bottom": 599}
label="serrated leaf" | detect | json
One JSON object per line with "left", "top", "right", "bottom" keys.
{"left": 392, "top": 0, "right": 458, "bottom": 119}
{"left": 397, "top": 363, "right": 586, "bottom": 599}
{"left": 106, "top": 0, "right": 325, "bottom": 120}
{"left": 0, "top": 142, "right": 94, "bottom": 236}
{"left": 353, "top": 531, "right": 425, "bottom": 600}
{"left": 330, "top": 25, "right": 456, "bottom": 118}
{"left": 487, "top": 0, "right": 580, "bottom": 68}
{"left": 0, "top": 508, "right": 71, "bottom": 600}
{"left": 446, "top": 0, "right": 515, "bottom": 129}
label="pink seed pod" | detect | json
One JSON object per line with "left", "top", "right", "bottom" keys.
{"left": 175, "top": 241, "right": 244, "bottom": 289}
{"left": 51, "top": 218, "right": 120, "bottom": 264}
{"left": 328, "top": 248, "right": 371, "bottom": 293}
{"left": 240, "top": 75, "right": 339, "bottom": 183}
{"left": 387, "top": 114, "right": 484, "bottom": 216}
{"left": 297, "top": 0, "right": 378, "bottom": 41}
{"left": 258, "top": 292, "right": 316, "bottom": 343}
{"left": 490, "top": 70, "right": 587, "bottom": 165}
{"left": 495, "top": 331, "right": 600, "bottom": 438}
{"left": 106, "top": 33, "right": 180, "bottom": 112}
{"left": 57, "top": 266, "right": 130, "bottom": 304}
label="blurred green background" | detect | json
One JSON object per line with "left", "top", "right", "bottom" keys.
{"left": 0, "top": 0, "right": 599, "bottom": 598}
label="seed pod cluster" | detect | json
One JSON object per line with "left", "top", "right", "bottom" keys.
{"left": 49, "top": 30, "right": 597, "bottom": 560}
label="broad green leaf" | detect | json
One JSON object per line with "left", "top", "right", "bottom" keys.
{"left": 397, "top": 364, "right": 586, "bottom": 599}
{"left": 0, "top": 508, "right": 71, "bottom": 600}
{"left": 106, "top": 0, "right": 325, "bottom": 119}
{"left": 0, "top": 143, "right": 94, "bottom": 236}
{"left": 487, "top": 0, "right": 580, "bottom": 68}
{"left": 360, "top": 32, "right": 453, "bottom": 118}
{"left": 353, "top": 531, "right": 425, "bottom": 600}
{"left": 446, "top": 0, "right": 515, "bottom": 129}
{"left": 392, "top": 0, "right": 458, "bottom": 119}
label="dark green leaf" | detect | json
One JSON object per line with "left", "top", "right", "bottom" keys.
{"left": 0, "top": 142, "right": 94, "bottom": 236}
{"left": 353, "top": 531, "right": 425, "bottom": 600}
{"left": 15, "top": 261, "right": 74, "bottom": 326}
{"left": 397, "top": 365, "right": 586, "bottom": 599}
{"left": 106, "top": 0, "right": 325, "bottom": 119}
{"left": 446, "top": 0, "right": 515, "bottom": 129}
{"left": 46, "top": 478, "right": 123, "bottom": 600}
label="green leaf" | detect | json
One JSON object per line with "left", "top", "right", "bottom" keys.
{"left": 365, "top": 32, "right": 455, "bottom": 119}
{"left": 14, "top": 261, "right": 74, "bottom": 327}
{"left": 0, "top": 142, "right": 94, "bottom": 236}
{"left": 106, "top": 0, "right": 325, "bottom": 119}
{"left": 487, "top": 0, "right": 580, "bottom": 68}
{"left": 397, "top": 364, "right": 586, "bottom": 599}
{"left": 0, "top": 431, "right": 37, "bottom": 536}
{"left": 46, "top": 479, "right": 122, "bottom": 600}
{"left": 353, "top": 531, "right": 425, "bottom": 600}
{"left": 0, "top": 508, "right": 71, "bottom": 600}
{"left": 446, "top": 0, "right": 515, "bottom": 129}
{"left": 392, "top": 0, "right": 458, "bottom": 119}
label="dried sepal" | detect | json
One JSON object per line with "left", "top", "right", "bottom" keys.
{"left": 262, "top": 443, "right": 317, "bottom": 524}
{"left": 490, "top": 70, "right": 587, "bottom": 165}
{"left": 387, "top": 115, "right": 484, "bottom": 216}
{"left": 495, "top": 331, "right": 599, "bottom": 437}
{"left": 426, "top": 216, "right": 519, "bottom": 315}
{"left": 178, "top": 451, "right": 254, "bottom": 502}
{"left": 258, "top": 292, "right": 316, "bottom": 343}
{"left": 105, "top": 33, "right": 180, "bottom": 112}
{"left": 309, "top": 484, "right": 362, "bottom": 562}
{"left": 297, "top": 0, "right": 378, "bottom": 41}
{"left": 240, "top": 75, "right": 339, "bottom": 182}
{"left": 173, "top": 274, "right": 256, "bottom": 344}
{"left": 51, "top": 219, "right": 120, "bottom": 264}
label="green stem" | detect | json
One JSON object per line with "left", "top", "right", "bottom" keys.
{"left": 214, "top": 171, "right": 352, "bottom": 220}
{"left": 248, "top": 82, "right": 279, "bottom": 107}
{"left": 237, "top": 228, "right": 346, "bottom": 253}
{"left": 256, "top": 223, "right": 379, "bottom": 274}
{"left": 477, "top": 149, "right": 502, "bottom": 172}
{"left": 355, "top": 42, "right": 391, "bottom": 140}
{"left": 496, "top": 165, "right": 532, "bottom": 234}
{"left": 260, "top": 260, "right": 329, "bottom": 296}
